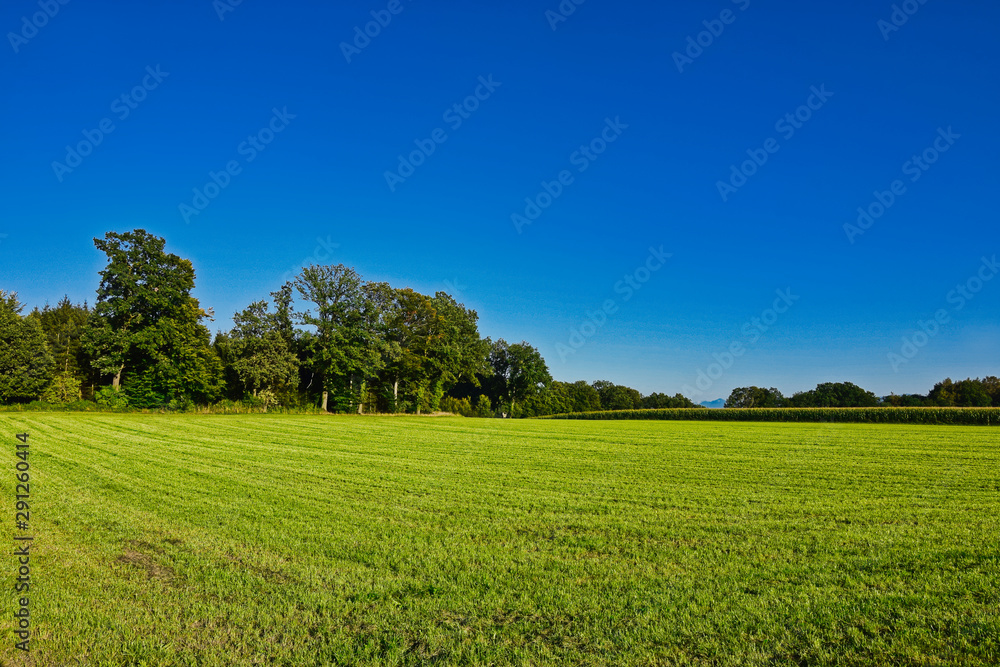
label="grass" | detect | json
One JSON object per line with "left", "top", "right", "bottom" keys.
{"left": 1, "top": 414, "right": 998, "bottom": 666}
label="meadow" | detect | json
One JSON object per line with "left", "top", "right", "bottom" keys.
{"left": 0, "top": 414, "right": 997, "bottom": 666}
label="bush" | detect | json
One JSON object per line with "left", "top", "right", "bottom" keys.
{"left": 474, "top": 395, "right": 493, "bottom": 418}
{"left": 440, "top": 396, "right": 472, "bottom": 417}
{"left": 42, "top": 373, "right": 83, "bottom": 404}
{"left": 95, "top": 386, "right": 130, "bottom": 410}
{"left": 166, "top": 396, "right": 195, "bottom": 412}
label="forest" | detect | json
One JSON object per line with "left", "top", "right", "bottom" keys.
{"left": 1, "top": 229, "right": 994, "bottom": 416}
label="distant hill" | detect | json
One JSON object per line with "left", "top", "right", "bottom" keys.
{"left": 699, "top": 399, "right": 726, "bottom": 409}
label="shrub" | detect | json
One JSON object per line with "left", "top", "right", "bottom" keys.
{"left": 440, "top": 396, "right": 472, "bottom": 417}
{"left": 42, "top": 373, "right": 83, "bottom": 404}
{"left": 95, "top": 386, "right": 130, "bottom": 410}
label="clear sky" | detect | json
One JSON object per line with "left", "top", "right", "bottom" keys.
{"left": 2, "top": 0, "right": 997, "bottom": 401}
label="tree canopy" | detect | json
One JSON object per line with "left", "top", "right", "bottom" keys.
{"left": 1, "top": 229, "right": 995, "bottom": 415}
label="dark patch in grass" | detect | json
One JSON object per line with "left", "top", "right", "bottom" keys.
{"left": 117, "top": 547, "right": 175, "bottom": 582}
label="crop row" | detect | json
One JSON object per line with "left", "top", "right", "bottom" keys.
{"left": 538, "top": 406, "right": 1000, "bottom": 425}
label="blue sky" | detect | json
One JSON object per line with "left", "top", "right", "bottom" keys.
{"left": 1, "top": 0, "right": 997, "bottom": 400}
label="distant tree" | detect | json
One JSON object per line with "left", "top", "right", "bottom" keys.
{"left": 427, "top": 292, "right": 491, "bottom": 398}
{"left": 592, "top": 381, "right": 641, "bottom": 411}
{"left": 929, "top": 378, "right": 992, "bottom": 407}
{"left": 642, "top": 392, "right": 697, "bottom": 409}
{"left": 31, "top": 296, "right": 95, "bottom": 400}
{"left": 881, "top": 393, "right": 930, "bottom": 407}
{"left": 295, "top": 264, "right": 382, "bottom": 412}
{"left": 228, "top": 299, "right": 299, "bottom": 401}
{"left": 542, "top": 381, "right": 575, "bottom": 415}
{"left": 567, "top": 380, "right": 602, "bottom": 412}
{"left": 377, "top": 286, "right": 440, "bottom": 413}
{"left": 0, "top": 291, "right": 54, "bottom": 403}
{"left": 787, "top": 382, "right": 877, "bottom": 408}
{"left": 928, "top": 378, "right": 957, "bottom": 406}
{"left": 487, "top": 339, "right": 552, "bottom": 416}
{"left": 725, "top": 386, "right": 785, "bottom": 408}
{"left": 981, "top": 376, "right": 1000, "bottom": 407}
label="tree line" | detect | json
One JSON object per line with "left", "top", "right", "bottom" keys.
{"left": 3, "top": 229, "right": 994, "bottom": 415}
{"left": 725, "top": 379, "right": 1000, "bottom": 409}
{"left": 0, "top": 229, "right": 695, "bottom": 416}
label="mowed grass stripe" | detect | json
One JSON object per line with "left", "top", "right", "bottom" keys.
{"left": 1, "top": 415, "right": 997, "bottom": 665}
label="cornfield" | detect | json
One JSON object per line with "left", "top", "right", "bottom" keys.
{"left": 539, "top": 407, "right": 1000, "bottom": 425}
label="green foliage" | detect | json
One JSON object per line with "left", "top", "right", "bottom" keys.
{"left": 31, "top": 296, "right": 94, "bottom": 389}
{"left": 786, "top": 382, "right": 878, "bottom": 408}
{"left": 592, "top": 380, "right": 642, "bottom": 410}
{"left": 486, "top": 339, "right": 552, "bottom": 415}
{"left": 83, "top": 229, "right": 223, "bottom": 403}
{"left": 0, "top": 291, "right": 54, "bottom": 402}
{"left": 929, "top": 377, "right": 994, "bottom": 407}
{"left": 440, "top": 395, "right": 473, "bottom": 417}
{"left": 641, "top": 391, "right": 696, "bottom": 409}
{"left": 295, "top": 264, "right": 383, "bottom": 412}
{"left": 42, "top": 372, "right": 83, "bottom": 403}
{"left": 95, "top": 386, "right": 130, "bottom": 409}
{"left": 725, "top": 386, "right": 785, "bottom": 408}
{"left": 882, "top": 393, "right": 932, "bottom": 407}
{"left": 122, "top": 370, "right": 165, "bottom": 408}
{"left": 473, "top": 394, "right": 493, "bottom": 417}
{"left": 542, "top": 407, "right": 1000, "bottom": 425}
{"left": 228, "top": 299, "right": 299, "bottom": 399}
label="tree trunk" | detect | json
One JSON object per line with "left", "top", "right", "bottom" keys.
{"left": 321, "top": 390, "right": 328, "bottom": 412}
{"left": 112, "top": 365, "right": 124, "bottom": 391}
{"left": 393, "top": 378, "right": 399, "bottom": 413}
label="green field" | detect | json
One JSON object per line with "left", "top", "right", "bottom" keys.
{"left": 1, "top": 415, "right": 998, "bottom": 666}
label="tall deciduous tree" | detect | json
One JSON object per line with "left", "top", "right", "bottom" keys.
{"left": 295, "top": 264, "right": 383, "bottom": 412}
{"left": 725, "top": 386, "right": 785, "bottom": 408}
{"left": 487, "top": 339, "right": 552, "bottom": 416}
{"left": 378, "top": 287, "right": 441, "bottom": 413}
{"left": 228, "top": 299, "right": 299, "bottom": 401}
{"left": 82, "top": 229, "right": 222, "bottom": 405}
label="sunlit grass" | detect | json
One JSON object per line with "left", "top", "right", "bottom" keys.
{"left": 1, "top": 415, "right": 997, "bottom": 665}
